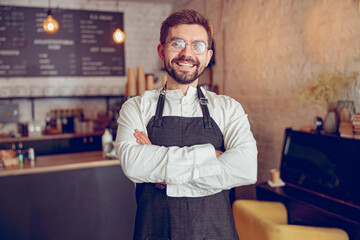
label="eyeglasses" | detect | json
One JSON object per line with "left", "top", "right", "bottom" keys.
{"left": 167, "top": 38, "right": 208, "bottom": 55}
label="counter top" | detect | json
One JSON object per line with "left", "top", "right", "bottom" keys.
{"left": 0, "top": 151, "right": 120, "bottom": 177}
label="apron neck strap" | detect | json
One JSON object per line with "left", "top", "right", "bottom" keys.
{"left": 153, "top": 91, "right": 165, "bottom": 128}
{"left": 197, "top": 86, "right": 212, "bottom": 129}
{"left": 153, "top": 86, "right": 212, "bottom": 129}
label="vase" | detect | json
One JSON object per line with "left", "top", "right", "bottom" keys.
{"left": 323, "top": 110, "right": 339, "bottom": 134}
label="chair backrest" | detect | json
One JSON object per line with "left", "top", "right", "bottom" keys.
{"left": 232, "top": 200, "right": 287, "bottom": 240}
{"left": 232, "top": 200, "right": 350, "bottom": 240}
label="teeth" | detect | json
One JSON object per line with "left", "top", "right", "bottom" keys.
{"left": 178, "top": 62, "right": 194, "bottom": 67}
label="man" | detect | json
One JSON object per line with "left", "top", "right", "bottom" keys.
{"left": 115, "top": 9, "right": 257, "bottom": 240}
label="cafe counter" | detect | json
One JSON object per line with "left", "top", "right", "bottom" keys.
{"left": 0, "top": 151, "right": 136, "bottom": 240}
{"left": 0, "top": 151, "right": 118, "bottom": 177}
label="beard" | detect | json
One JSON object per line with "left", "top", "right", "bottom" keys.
{"left": 164, "top": 56, "right": 206, "bottom": 85}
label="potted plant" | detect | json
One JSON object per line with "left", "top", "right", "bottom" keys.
{"left": 297, "top": 72, "right": 357, "bottom": 133}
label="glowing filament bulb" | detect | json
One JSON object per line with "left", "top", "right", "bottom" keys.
{"left": 47, "top": 23, "right": 55, "bottom": 31}
{"left": 113, "top": 28, "right": 125, "bottom": 44}
{"left": 43, "top": 13, "right": 59, "bottom": 34}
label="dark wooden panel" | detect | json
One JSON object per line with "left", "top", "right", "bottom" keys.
{"left": 0, "top": 164, "right": 136, "bottom": 240}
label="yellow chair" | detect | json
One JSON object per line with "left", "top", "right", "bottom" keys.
{"left": 232, "top": 200, "right": 349, "bottom": 240}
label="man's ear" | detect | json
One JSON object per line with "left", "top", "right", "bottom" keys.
{"left": 205, "top": 49, "right": 213, "bottom": 67}
{"left": 157, "top": 44, "right": 165, "bottom": 61}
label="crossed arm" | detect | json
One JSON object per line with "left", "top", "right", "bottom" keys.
{"left": 116, "top": 97, "right": 257, "bottom": 196}
{"left": 133, "top": 129, "right": 224, "bottom": 157}
{"left": 133, "top": 129, "right": 224, "bottom": 188}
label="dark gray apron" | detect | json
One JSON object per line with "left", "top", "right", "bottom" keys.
{"left": 133, "top": 87, "right": 239, "bottom": 240}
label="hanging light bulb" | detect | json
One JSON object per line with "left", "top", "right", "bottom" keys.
{"left": 113, "top": 28, "right": 125, "bottom": 44}
{"left": 43, "top": 9, "right": 59, "bottom": 34}
{"left": 112, "top": 0, "right": 125, "bottom": 44}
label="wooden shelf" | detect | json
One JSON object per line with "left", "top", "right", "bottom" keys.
{"left": 0, "top": 95, "right": 127, "bottom": 123}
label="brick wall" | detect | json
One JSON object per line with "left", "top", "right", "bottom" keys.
{"left": 1, "top": 0, "right": 360, "bottom": 189}
{"left": 174, "top": 0, "right": 360, "bottom": 185}
{"left": 0, "top": 0, "right": 172, "bottom": 132}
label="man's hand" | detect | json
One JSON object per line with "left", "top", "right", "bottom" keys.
{"left": 215, "top": 150, "right": 223, "bottom": 157}
{"left": 134, "top": 129, "right": 152, "bottom": 145}
{"left": 134, "top": 129, "right": 165, "bottom": 186}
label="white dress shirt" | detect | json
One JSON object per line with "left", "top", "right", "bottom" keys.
{"left": 115, "top": 86, "right": 257, "bottom": 197}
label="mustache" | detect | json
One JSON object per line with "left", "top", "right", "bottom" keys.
{"left": 171, "top": 57, "right": 199, "bottom": 66}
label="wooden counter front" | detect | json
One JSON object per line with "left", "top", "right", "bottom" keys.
{"left": 0, "top": 151, "right": 136, "bottom": 240}
{"left": 0, "top": 151, "right": 120, "bottom": 177}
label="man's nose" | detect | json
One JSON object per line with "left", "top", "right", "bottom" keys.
{"left": 179, "top": 44, "right": 193, "bottom": 57}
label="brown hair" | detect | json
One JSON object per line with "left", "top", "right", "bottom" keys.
{"left": 160, "top": 9, "right": 213, "bottom": 48}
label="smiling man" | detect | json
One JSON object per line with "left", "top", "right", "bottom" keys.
{"left": 160, "top": 23, "right": 212, "bottom": 87}
{"left": 115, "top": 9, "right": 257, "bottom": 240}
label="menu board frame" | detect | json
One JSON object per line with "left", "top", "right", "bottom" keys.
{"left": 0, "top": 5, "right": 125, "bottom": 77}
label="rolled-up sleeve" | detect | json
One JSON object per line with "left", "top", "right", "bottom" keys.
{"left": 187, "top": 98, "right": 258, "bottom": 193}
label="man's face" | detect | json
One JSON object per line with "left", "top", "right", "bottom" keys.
{"left": 158, "top": 24, "right": 213, "bottom": 85}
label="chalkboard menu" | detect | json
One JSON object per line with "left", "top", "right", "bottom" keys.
{"left": 0, "top": 5, "right": 125, "bottom": 77}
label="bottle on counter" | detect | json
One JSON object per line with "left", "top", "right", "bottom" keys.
{"left": 49, "top": 110, "right": 57, "bottom": 130}
{"left": 66, "top": 109, "right": 75, "bottom": 133}
{"left": 28, "top": 148, "right": 35, "bottom": 167}
{"left": 17, "top": 142, "right": 24, "bottom": 165}
{"left": 55, "top": 109, "right": 63, "bottom": 133}
{"left": 61, "top": 109, "right": 68, "bottom": 133}
{"left": 102, "top": 128, "right": 113, "bottom": 158}
{"left": 45, "top": 112, "right": 51, "bottom": 132}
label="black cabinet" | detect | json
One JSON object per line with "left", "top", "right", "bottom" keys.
{"left": 67, "top": 135, "right": 102, "bottom": 153}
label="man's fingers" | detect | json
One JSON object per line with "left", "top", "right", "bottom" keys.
{"left": 134, "top": 130, "right": 146, "bottom": 144}
{"left": 137, "top": 131, "right": 150, "bottom": 144}
{"left": 139, "top": 132, "right": 152, "bottom": 144}
{"left": 133, "top": 130, "right": 143, "bottom": 143}
{"left": 215, "top": 150, "right": 223, "bottom": 157}
{"left": 134, "top": 129, "right": 152, "bottom": 145}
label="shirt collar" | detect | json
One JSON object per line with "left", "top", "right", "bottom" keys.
{"left": 165, "top": 85, "right": 198, "bottom": 100}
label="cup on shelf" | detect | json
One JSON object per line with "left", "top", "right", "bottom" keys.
{"left": 126, "top": 67, "right": 136, "bottom": 97}
{"left": 146, "top": 74, "right": 154, "bottom": 91}
{"left": 27, "top": 120, "right": 43, "bottom": 137}
{"left": 269, "top": 169, "right": 280, "bottom": 184}
{"left": 137, "top": 66, "right": 146, "bottom": 95}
